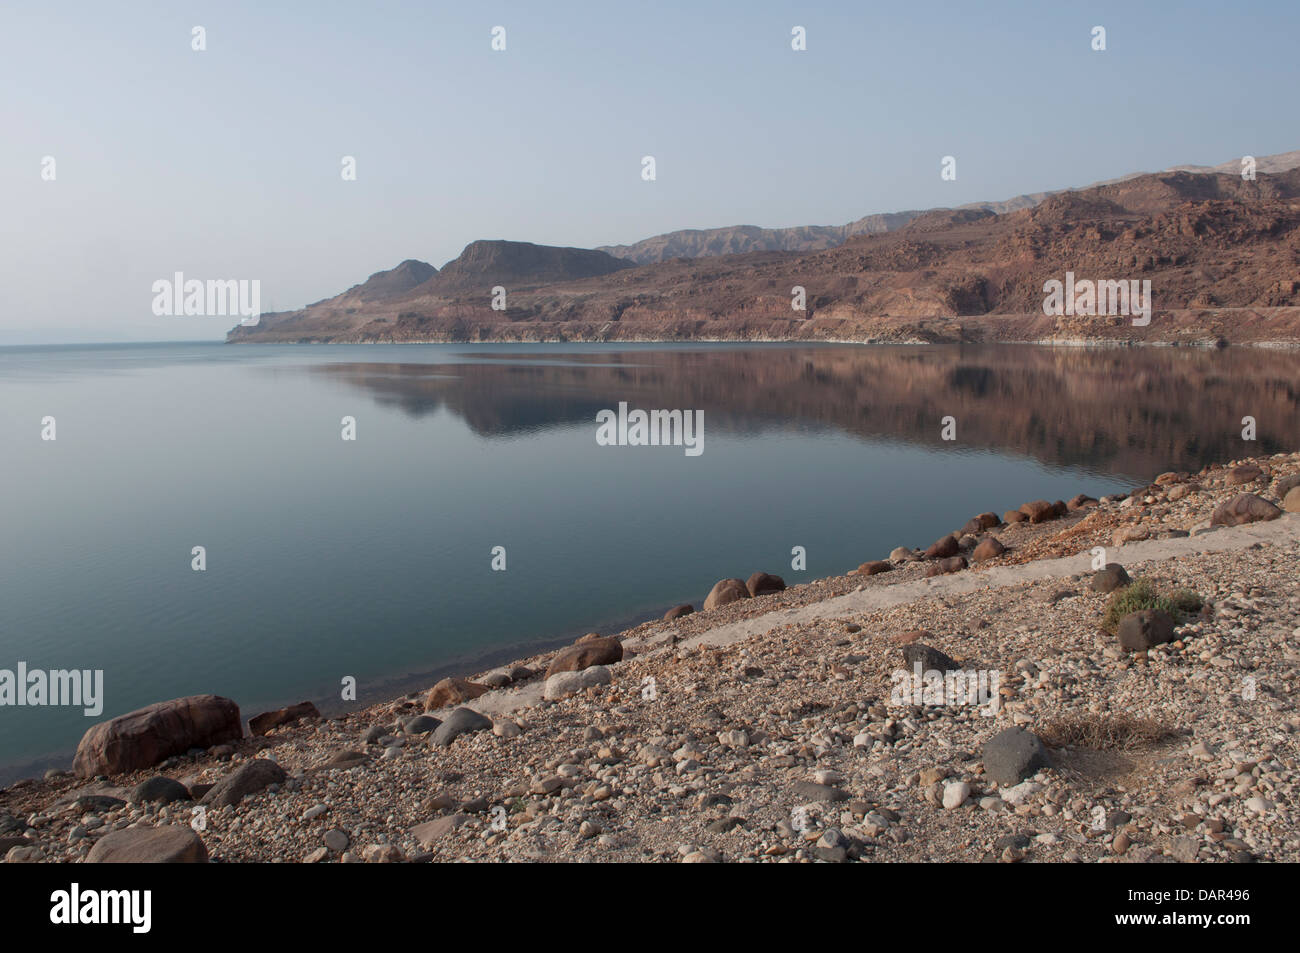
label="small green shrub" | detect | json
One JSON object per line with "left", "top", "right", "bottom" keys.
{"left": 1101, "top": 579, "right": 1201, "bottom": 635}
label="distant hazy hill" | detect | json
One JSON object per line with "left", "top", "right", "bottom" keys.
{"left": 595, "top": 151, "right": 1300, "bottom": 264}
{"left": 429, "top": 240, "right": 634, "bottom": 293}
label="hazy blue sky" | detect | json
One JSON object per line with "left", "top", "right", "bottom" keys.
{"left": 2, "top": 1, "right": 1296, "bottom": 343}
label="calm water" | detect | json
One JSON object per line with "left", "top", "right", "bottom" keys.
{"left": 1, "top": 341, "right": 1297, "bottom": 781}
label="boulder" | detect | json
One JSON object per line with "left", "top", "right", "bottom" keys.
{"left": 412, "top": 814, "right": 468, "bottom": 848}
{"left": 858, "top": 560, "right": 892, "bottom": 576}
{"left": 1090, "top": 564, "right": 1131, "bottom": 593}
{"left": 663, "top": 603, "right": 694, "bottom": 620}
{"left": 1274, "top": 474, "right": 1300, "bottom": 498}
{"left": 983, "top": 727, "right": 1052, "bottom": 786}
{"left": 402, "top": 714, "right": 441, "bottom": 734}
{"left": 970, "top": 537, "right": 1006, "bottom": 562}
{"left": 1067, "top": 494, "right": 1098, "bottom": 510}
{"left": 926, "top": 556, "right": 967, "bottom": 576}
{"left": 902, "top": 643, "right": 960, "bottom": 673}
{"left": 1003, "top": 509, "right": 1027, "bottom": 524}
{"left": 543, "top": 665, "right": 611, "bottom": 700}
{"left": 200, "top": 758, "right": 287, "bottom": 808}
{"left": 703, "top": 578, "right": 750, "bottom": 611}
{"left": 745, "top": 572, "right": 786, "bottom": 597}
{"left": 430, "top": 708, "right": 493, "bottom": 747}
{"left": 1226, "top": 464, "right": 1263, "bottom": 485}
{"left": 1284, "top": 486, "right": 1300, "bottom": 513}
{"left": 86, "top": 826, "right": 208, "bottom": 863}
{"left": 1117, "top": 609, "right": 1177, "bottom": 652}
{"left": 545, "top": 637, "right": 622, "bottom": 677}
{"left": 128, "top": 776, "right": 191, "bottom": 805}
{"left": 1019, "top": 500, "right": 1056, "bottom": 523}
{"left": 424, "top": 677, "right": 490, "bottom": 711}
{"left": 1210, "top": 493, "right": 1282, "bottom": 527}
{"left": 889, "top": 546, "right": 914, "bottom": 561}
{"left": 925, "top": 535, "right": 959, "bottom": 559}
{"left": 248, "top": 701, "right": 320, "bottom": 737}
{"left": 73, "top": 695, "right": 242, "bottom": 778}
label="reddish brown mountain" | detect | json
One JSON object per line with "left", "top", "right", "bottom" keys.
{"left": 230, "top": 168, "right": 1300, "bottom": 346}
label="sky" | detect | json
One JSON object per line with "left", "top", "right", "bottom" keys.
{"left": 1, "top": 1, "right": 1297, "bottom": 343}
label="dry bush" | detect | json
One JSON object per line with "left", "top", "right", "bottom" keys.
{"left": 1038, "top": 712, "right": 1174, "bottom": 750}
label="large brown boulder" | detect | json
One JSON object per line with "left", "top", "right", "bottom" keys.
{"left": 1003, "top": 510, "right": 1027, "bottom": 524}
{"left": 663, "top": 603, "right": 694, "bottom": 621}
{"left": 73, "top": 695, "right": 242, "bottom": 778}
{"left": 1285, "top": 486, "right": 1300, "bottom": 513}
{"left": 1226, "top": 464, "right": 1263, "bottom": 486}
{"left": 425, "top": 677, "right": 490, "bottom": 711}
{"left": 1210, "top": 493, "right": 1282, "bottom": 527}
{"left": 924, "top": 535, "right": 959, "bottom": 559}
{"left": 858, "top": 560, "right": 892, "bottom": 576}
{"left": 970, "top": 537, "right": 1006, "bottom": 562}
{"left": 86, "top": 826, "right": 208, "bottom": 863}
{"left": 703, "top": 578, "right": 750, "bottom": 611}
{"left": 746, "top": 572, "right": 786, "bottom": 597}
{"left": 1019, "top": 500, "right": 1057, "bottom": 524}
{"left": 925, "top": 556, "right": 967, "bottom": 577}
{"left": 1274, "top": 474, "right": 1300, "bottom": 498}
{"left": 248, "top": 701, "right": 320, "bottom": 737}
{"left": 545, "top": 637, "right": 623, "bottom": 678}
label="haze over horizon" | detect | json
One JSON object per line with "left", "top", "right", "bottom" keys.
{"left": 3, "top": 0, "right": 1298, "bottom": 344}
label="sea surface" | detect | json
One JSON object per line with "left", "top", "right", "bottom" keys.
{"left": 2, "top": 341, "right": 1297, "bottom": 782}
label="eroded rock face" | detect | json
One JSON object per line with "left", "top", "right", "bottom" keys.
{"left": 74, "top": 695, "right": 242, "bottom": 778}
{"left": 703, "top": 578, "right": 750, "bottom": 611}
{"left": 1210, "top": 493, "right": 1282, "bottom": 526}
{"left": 545, "top": 637, "right": 623, "bottom": 678}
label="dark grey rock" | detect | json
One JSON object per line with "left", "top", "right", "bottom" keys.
{"left": 129, "top": 776, "right": 191, "bottom": 805}
{"left": 983, "top": 727, "right": 1052, "bottom": 786}
{"left": 1117, "top": 609, "right": 1177, "bottom": 652}
{"left": 431, "top": 708, "right": 493, "bottom": 747}
{"left": 1090, "top": 564, "right": 1130, "bottom": 593}
{"left": 901, "top": 643, "right": 960, "bottom": 673}
{"left": 200, "top": 758, "right": 287, "bottom": 808}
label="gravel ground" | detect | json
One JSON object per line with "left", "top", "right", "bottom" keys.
{"left": 3, "top": 452, "right": 1297, "bottom": 863}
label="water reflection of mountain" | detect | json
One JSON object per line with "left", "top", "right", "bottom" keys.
{"left": 314, "top": 346, "right": 1300, "bottom": 479}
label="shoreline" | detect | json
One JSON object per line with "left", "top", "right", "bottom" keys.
{"left": 3, "top": 449, "right": 1298, "bottom": 862}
